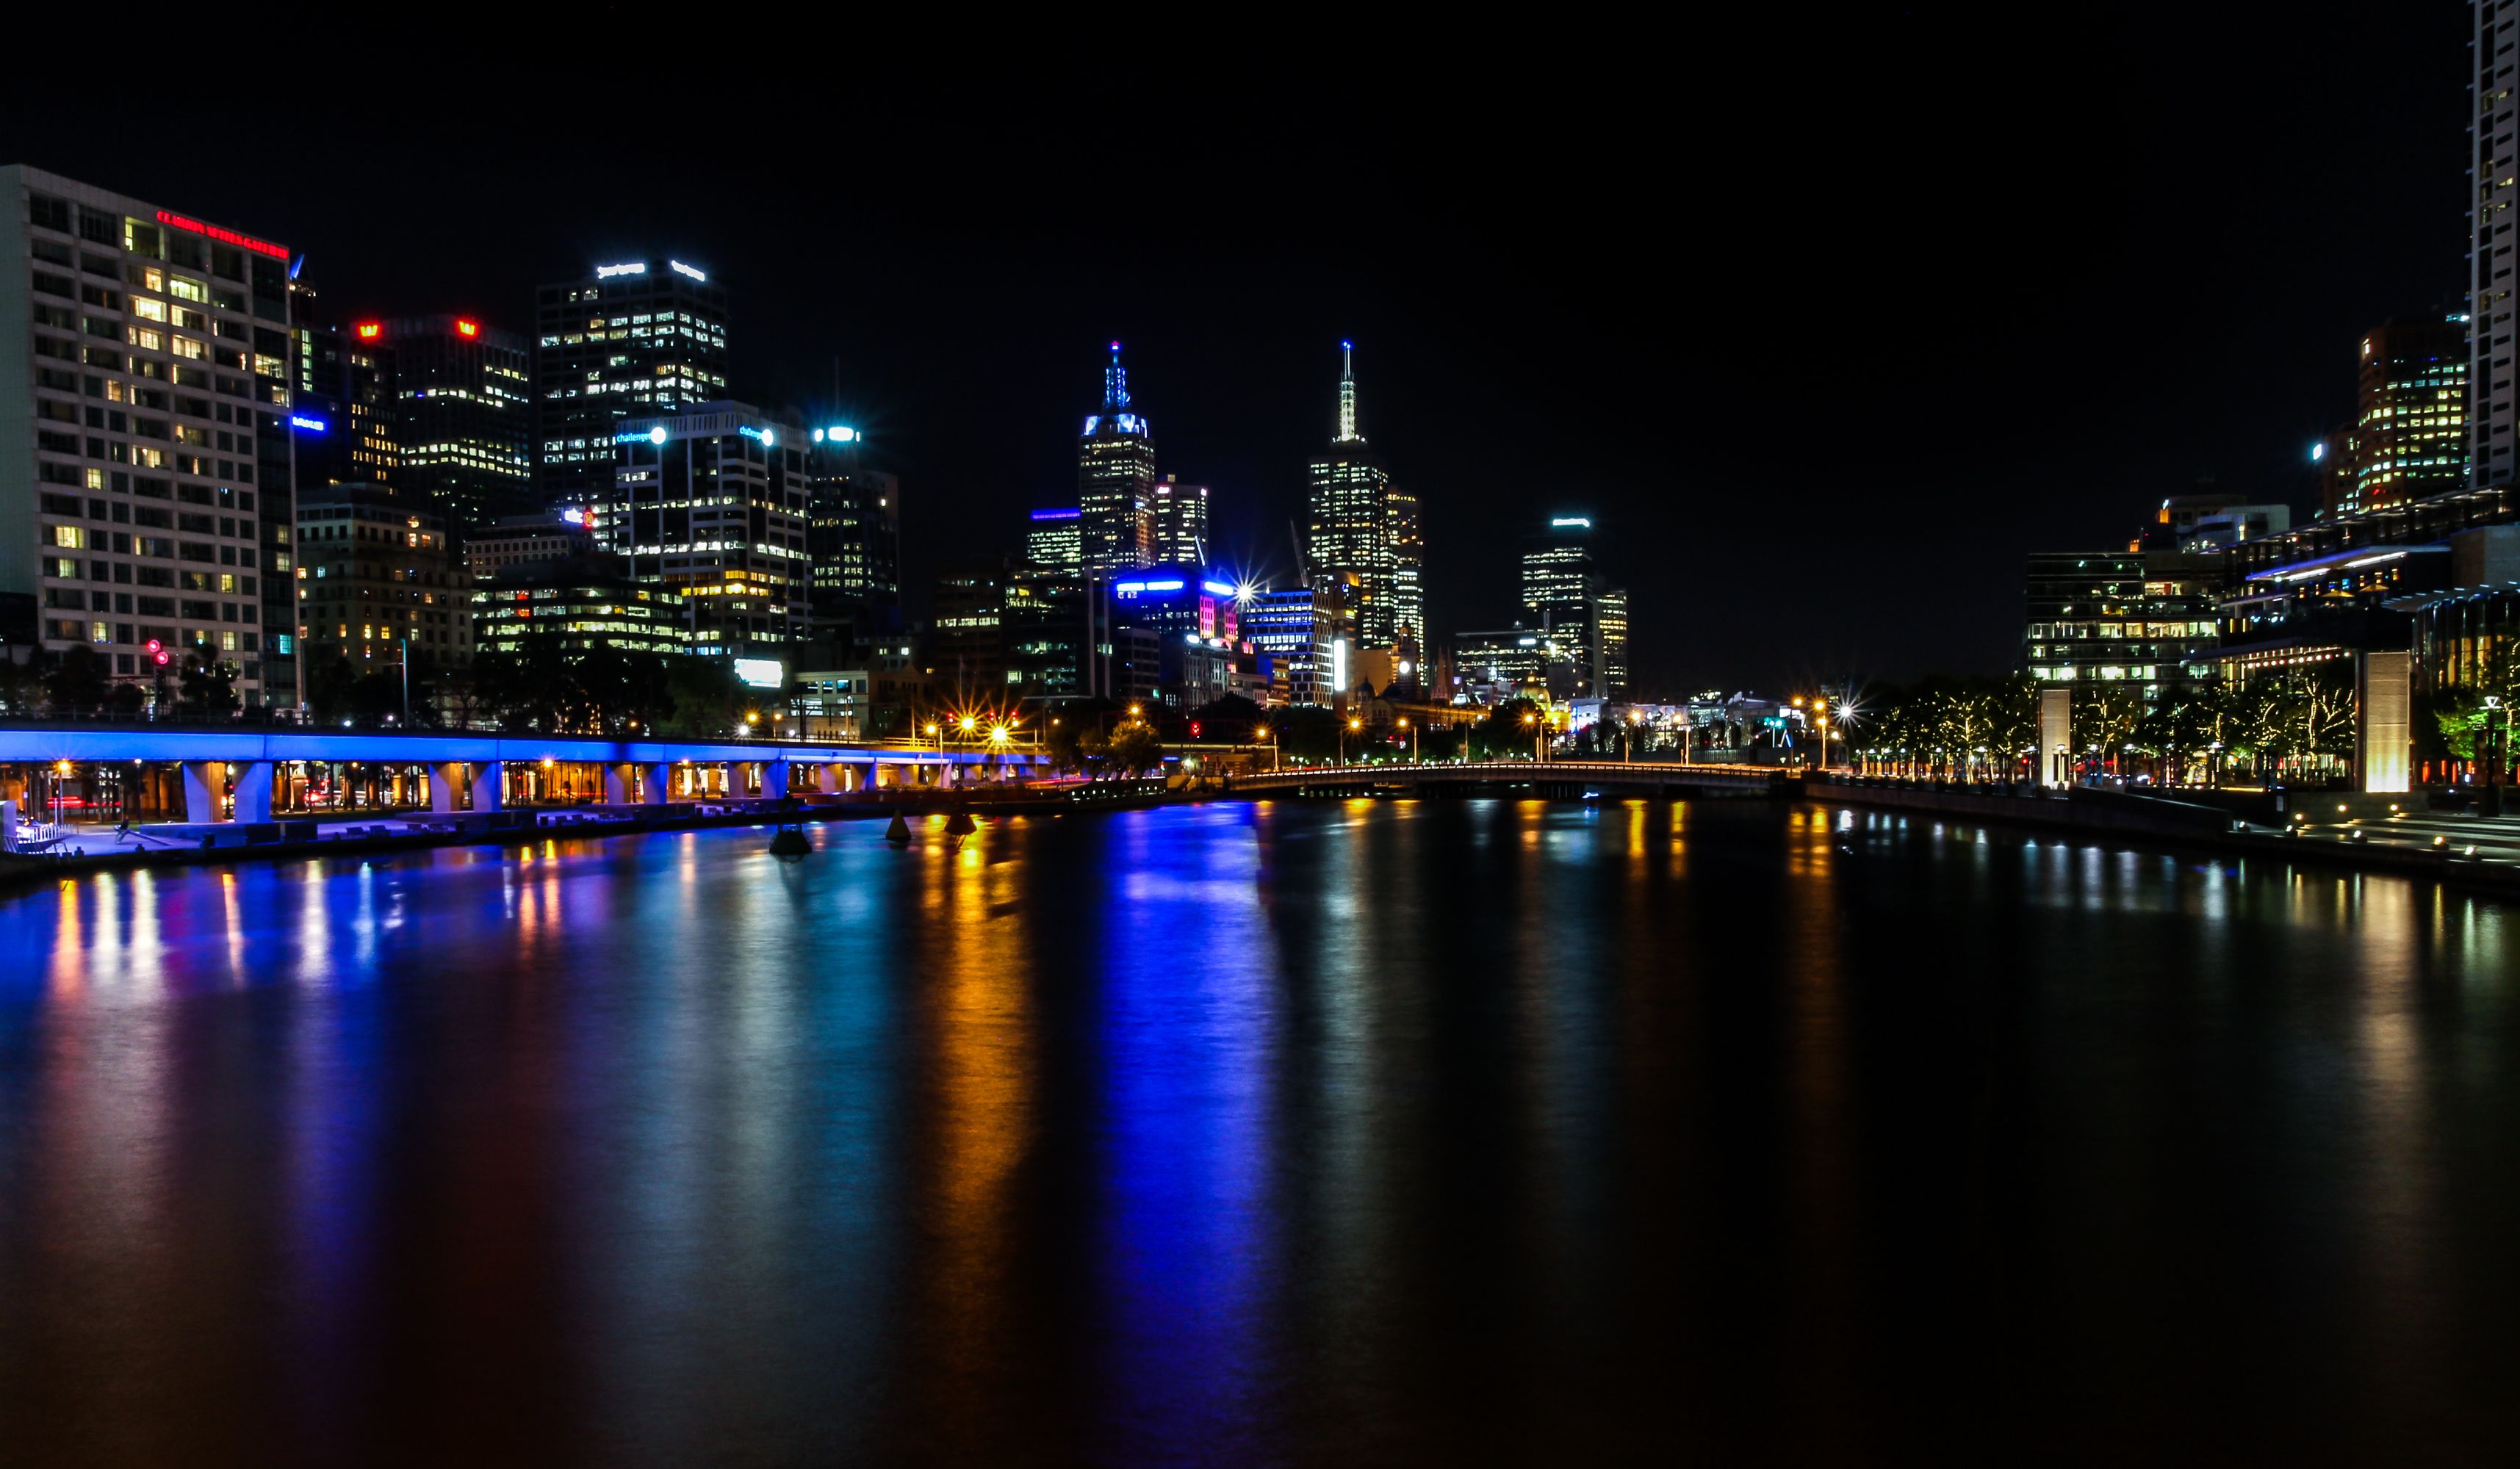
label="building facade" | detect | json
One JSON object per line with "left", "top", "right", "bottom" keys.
{"left": 1151, "top": 474, "right": 1207, "bottom": 564}
{"left": 2, "top": 166, "right": 291, "bottom": 702}
{"left": 1077, "top": 342, "right": 1153, "bottom": 574}
{"left": 534, "top": 257, "right": 729, "bottom": 508}
{"left": 464, "top": 512, "right": 594, "bottom": 579}
{"left": 2476, "top": 1, "right": 2519, "bottom": 488}
{"left": 295, "top": 483, "right": 470, "bottom": 670}
{"left": 804, "top": 426, "right": 899, "bottom": 646}
{"left": 2022, "top": 551, "right": 2222, "bottom": 690}
{"left": 471, "top": 568, "right": 689, "bottom": 657}
{"left": 2340, "top": 315, "right": 2469, "bottom": 517}
{"left": 1026, "top": 507, "right": 1081, "bottom": 573}
{"left": 381, "top": 314, "right": 533, "bottom": 530}
{"left": 602, "top": 403, "right": 810, "bottom": 654}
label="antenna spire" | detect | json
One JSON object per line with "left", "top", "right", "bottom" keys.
{"left": 1334, "top": 339, "right": 1362, "bottom": 444}
{"left": 1103, "top": 340, "right": 1130, "bottom": 411}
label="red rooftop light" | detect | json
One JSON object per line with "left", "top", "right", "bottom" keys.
{"left": 456, "top": 319, "right": 478, "bottom": 338}
{"left": 356, "top": 322, "right": 381, "bottom": 339}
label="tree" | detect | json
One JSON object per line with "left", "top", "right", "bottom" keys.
{"left": 1106, "top": 720, "right": 1162, "bottom": 776}
{"left": 176, "top": 656, "right": 240, "bottom": 717}
{"left": 43, "top": 646, "right": 111, "bottom": 717}
{"left": 1472, "top": 697, "right": 1548, "bottom": 759}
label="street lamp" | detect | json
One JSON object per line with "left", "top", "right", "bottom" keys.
{"left": 1256, "top": 724, "right": 1278, "bottom": 771}
{"left": 1344, "top": 716, "right": 1362, "bottom": 766}
{"left": 1398, "top": 715, "right": 1418, "bottom": 764}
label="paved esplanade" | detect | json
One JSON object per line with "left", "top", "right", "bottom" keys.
{"left": 1225, "top": 760, "right": 1785, "bottom": 795}
{"left": 0, "top": 725, "right": 1042, "bottom": 824}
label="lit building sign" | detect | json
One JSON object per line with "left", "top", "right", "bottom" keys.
{"left": 288, "top": 415, "right": 328, "bottom": 433}
{"left": 1333, "top": 637, "right": 1348, "bottom": 695}
{"left": 1551, "top": 516, "right": 1592, "bottom": 529}
{"left": 670, "top": 260, "right": 707, "bottom": 282}
{"left": 594, "top": 261, "right": 647, "bottom": 278}
{"left": 732, "top": 657, "right": 784, "bottom": 690}
{"left": 356, "top": 322, "right": 381, "bottom": 339}
{"left": 560, "top": 508, "right": 586, "bottom": 525}
{"left": 153, "top": 209, "right": 287, "bottom": 260}
{"left": 738, "top": 425, "right": 776, "bottom": 447}
{"left": 1200, "top": 580, "right": 1234, "bottom": 596}
{"left": 456, "top": 319, "right": 479, "bottom": 338}
{"left": 1029, "top": 508, "right": 1081, "bottom": 521}
{"left": 810, "top": 426, "right": 860, "bottom": 444}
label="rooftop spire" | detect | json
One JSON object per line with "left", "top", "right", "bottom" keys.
{"left": 1103, "top": 339, "right": 1131, "bottom": 411}
{"left": 1334, "top": 339, "right": 1364, "bottom": 444}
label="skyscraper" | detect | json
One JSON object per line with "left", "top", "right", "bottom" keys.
{"left": 534, "top": 257, "right": 729, "bottom": 509}
{"left": 379, "top": 314, "right": 533, "bottom": 530}
{"left": 1594, "top": 586, "right": 1630, "bottom": 700}
{"left": 1151, "top": 474, "right": 1207, "bottom": 563}
{"left": 1522, "top": 516, "right": 1599, "bottom": 700}
{"left": 804, "top": 424, "right": 899, "bottom": 649}
{"left": 1026, "top": 507, "right": 1082, "bottom": 572}
{"left": 2476, "top": 1, "right": 2518, "bottom": 486}
{"left": 1, "top": 165, "right": 290, "bottom": 704}
{"left": 1077, "top": 341, "right": 1154, "bottom": 573}
{"left": 602, "top": 402, "right": 810, "bottom": 654}
{"left": 2339, "top": 316, "right": 2469, "bottom": 516}
{"left": 1305, "top": 341, "right": 1421, "bottom": 658}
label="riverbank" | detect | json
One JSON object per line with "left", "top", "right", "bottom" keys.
{"left": 1809, "top": 775, "right": 2520, "bottom": 894}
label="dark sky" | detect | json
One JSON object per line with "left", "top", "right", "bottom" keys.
{"left": 2, "top": 11, "right": 2470, "bottom": 693}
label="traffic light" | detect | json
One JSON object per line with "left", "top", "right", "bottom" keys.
{"left": 1189, "top": 721, "right": 1202, "bottom": 739}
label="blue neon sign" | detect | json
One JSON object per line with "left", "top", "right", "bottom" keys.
{"left": 289, "top": 415, "right": 328, "bottom": 433}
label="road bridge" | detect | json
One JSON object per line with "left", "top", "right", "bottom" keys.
{"left": 0, "top": 723, "right": 1042, "bottom": 831}
{"left": 1220, "top": 760, "right": 1788, "bottom": 798}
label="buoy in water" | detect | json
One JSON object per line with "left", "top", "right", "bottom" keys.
{"left": 945, "top": 809, "right": 977, "bottom": 836}
{"left": 884, "top": 812, "right": 912, "bottom": 844}
{"left": 769, "top": 827, "right": 812, "bottom": 860}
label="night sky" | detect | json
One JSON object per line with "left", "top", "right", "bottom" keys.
{"left": 1, "top": 12, "right": 2469, "bottom": 693}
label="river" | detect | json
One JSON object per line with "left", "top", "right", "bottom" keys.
{"left": 3, "top": 798, "right": 2516, "bottom": 1463}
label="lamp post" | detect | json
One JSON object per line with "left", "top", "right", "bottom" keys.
{"left": 1256, "top": 724, "right": 1278, "bottom": 771}
{"left": 1343, "top": 716, "right": 1361, "bottom": 766}
{"left": 1399, "top": 715, "right": 1417, "bottom": 764}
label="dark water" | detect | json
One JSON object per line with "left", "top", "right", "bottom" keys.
{"left": 3, "top": 799, "right": 2518, "bottom": 1465}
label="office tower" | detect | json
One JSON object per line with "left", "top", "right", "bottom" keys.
{"left": 2334, "top": 317, "right": 2469, "bottom": 516}
{"left": 1452, "top": 628, "right": 1550, "bottom": 704}
{"left": 1245, "top": 584, "right": 1349, "bottom": 707}
{"left": 534, "top": 257, "right": 729, "bottom": 508}
{"left": 288, "top": 277, "right": 397, "bottom": 491}
{"left": 472, "top": 573, "right": 691, "bottom": 657}
{"left": 1593, "top": 586, "right": 1630, "bottom": 700}
{"left": 1522, "top": 516, "right": 1598, "bottom": 699}
{"left": 464, "top": 511, "right": 594, "bottom": 580}
{"left": 1026, "top": 507, "right": 1082, "bottom": 572}
{"left": 1077, "top": 341, "right": 1154, "bottom": 573}
{"left": 294, "top": 483, "right": 469, "bottom": 668}
{"left": 1305, "top": 342, "right": 1420, "bottom": 654}
{"left": 602, "top": 402, "right": 810, "bottom": 654}
{"left": 804, "top": 425, "right": 900, "bottom": 649}
{"left": 375, "top": 314, "right": 533, "bottom": 530}
{"left": 2477, "top": 3, "right": 2519, "bottom": 486}
{"left": 1151, "top": 474, "right": 1208, "bottom": 563}
{"left": 1, "top": 165, "right": 291, "bottom": 703}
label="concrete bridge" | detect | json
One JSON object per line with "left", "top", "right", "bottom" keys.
{"left": 0, "top": 723, "right": 1043, "bottom": 829}
{"left": 1220, "top": 759, "right": 1788, "bottom": 798}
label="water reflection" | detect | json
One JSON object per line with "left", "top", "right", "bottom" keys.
{"left": 1, "top": 802, "right": 2518, "bottom": 1459}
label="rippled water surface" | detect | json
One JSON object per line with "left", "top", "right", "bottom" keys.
{"left": 4, "top": 799, "right": 2519, "bottom": 1464}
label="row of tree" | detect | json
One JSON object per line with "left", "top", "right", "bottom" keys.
{"left": 0, "top": 646, "right": 241, "bottom": 719}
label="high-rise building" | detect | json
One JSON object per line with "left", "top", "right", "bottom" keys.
{"left": 1520, "top": 515, "right": 1600, "bottom": 698}
{"left": 1594, "top": 586, "right": 1630, "bottom": 700}
{"left": 377, "top": 314, "right": 533, "bottom": 530}
{"left": 534, "top": 257, "right": 729, "bottom": 508}
{"left": 464, "top": 511, "right": 594, "bottom": 580}
{"left": 804, "top": 425, "right": 899, "bottom": 649}
{"left": 602, "top": 403, "right": 810, "bottom": 654}
{"left": 288, "top": 278, "right": 397, "bottom": 492}
{"left": 2022, "top": 551, "right": 2221, "bottom": 691}
{"left": 1, "top": 165, "right": 291, "bottom": 702}
{"left": 2339, "top": 316, "right": 2469, "bottom": 516}
{"left": 1151, "top": 474, "right": 1207, "bottom": 563}
{"left": 2476, "top": 4, "right": 2519, "bottom": 486}
{"left": 1305, "top": 342, "right": 1421, "bottom": 659}
{"left": 294, "top": 482, "right": 470, "bottom": 669}
{"left": 1026, "top": 507, "right": 1082, "bottom": 573}
{"left": 1245, "top": 583, "right": 1350, "bottom": 707}
{"left": 1077, "top": 341, "right": 1154, "bottom": 573}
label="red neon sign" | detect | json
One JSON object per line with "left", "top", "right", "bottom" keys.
{"left": 456, "top": 319, "right": 479, "bottom": 337}
{"left": 153, "top": 209, "right": 288, "bottom": 261}
{"left": 356, "top": 322, "right": 382, "bottom": 339}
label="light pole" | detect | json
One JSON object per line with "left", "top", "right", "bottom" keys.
{"left": 1256, "top": 724, "right": 1278, "bottom": 771}
{"left": 1399, "top": 716, "right": 1418, "bottom": 764}
{"left": 1343, "top": 716, "right": 1361, "bottom": 766}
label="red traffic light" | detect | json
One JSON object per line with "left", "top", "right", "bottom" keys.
{"left": 1189, "top": 721, "right": 1202, "bottom": 738}
{"left": 154, "top": 652, "right": 170, "bottom": 665}
{"left": 145, "top": 638, "right": 161, "bottom": 653}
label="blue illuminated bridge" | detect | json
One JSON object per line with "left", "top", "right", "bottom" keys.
{"left": 0, "top": 723, "right": 1043, "bottom": 826}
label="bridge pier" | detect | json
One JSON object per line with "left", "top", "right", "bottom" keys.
{"left": 431, "top": 762, "right": 465, "bottom": 814}
{"left": 181, "top": 761, "right": 224, "bottom": 823}
{"left": 231, "top": 762, "right": 273, "bottom": 823}
{"left": 646, "top": 762, "right": 674, "bottom": 803}
{"left": 762, "top": 760, "right": 790, "bottom": 799}
{"left": 475, "top": 762, "right": 505, "bottom": 812}
{"left": 604, "top": 762, "right": 633, "bottom": 805}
